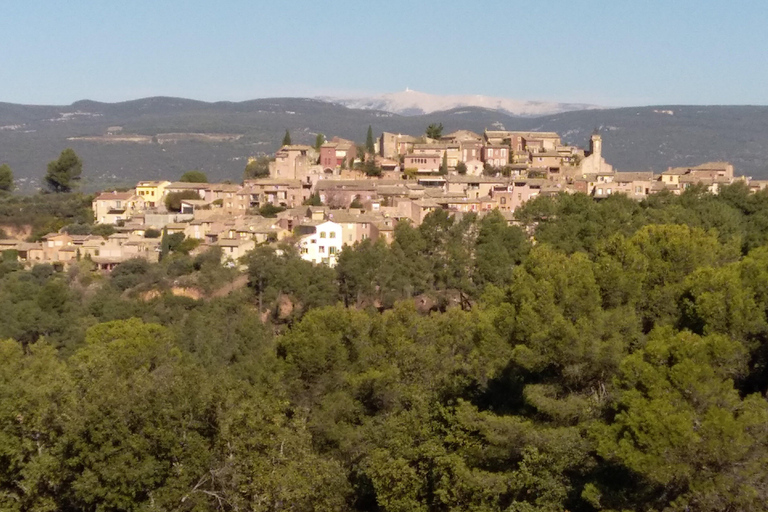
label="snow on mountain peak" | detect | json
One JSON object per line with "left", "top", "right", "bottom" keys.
{"left": 320, "top": 89, "right": 600, "bottom": 117}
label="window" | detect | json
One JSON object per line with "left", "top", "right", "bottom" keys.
{"left": 500, "top": 197, "right": 507, "bottom": 205}
{"left": 319, "top": 246, "right": 325, "bottom": 253}
{"left": 320, "top": 232, "right": 326, "bottom": 238}
{"left": 597, "top": 188, "right": 603, "bottom": 195}
{"left": 329, "top": 247, "right": 337, "bottom": 254}
{"left": 329, "top": 232, "right": 336, "bottom": 238}
{"left": 607, "top": 188, "right": 612, "bottom": 195}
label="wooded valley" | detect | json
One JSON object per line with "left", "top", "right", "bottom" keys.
{"left": 2, "top": 183, "right": 768, "bottom": 511}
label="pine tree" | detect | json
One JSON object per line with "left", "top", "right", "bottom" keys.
{"left": 282, "top": 130, "right": 292, "bottom": 146}
{"left": 45, "top": 148, "right": 82, "bottom": 193}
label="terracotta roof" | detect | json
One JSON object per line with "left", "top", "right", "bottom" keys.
{"left": 94, "top": 191, "right": 135, "bottom": 201}
{"left": 614, "top": 172, "right": 655, "bottom": 182}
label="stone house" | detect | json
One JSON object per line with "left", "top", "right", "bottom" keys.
{"left": 92, "top": 192, "right": 145, "bottom": 225}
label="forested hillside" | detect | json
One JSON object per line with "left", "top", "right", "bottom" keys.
{"left": 2, "top": 184, "right": 768, "bottom": 510}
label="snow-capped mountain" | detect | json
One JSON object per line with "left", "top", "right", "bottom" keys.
{"left": 320, "top": 89, "right": 600, "bottom": 117}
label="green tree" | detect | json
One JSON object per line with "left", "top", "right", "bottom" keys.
{"left": 314, "top": 133, "right": 326, "bottom": 151}
{"left": 164, "top": 190, "right": 200, "bottom": 212}
{"left": 474, "top": 209, "right": 530, "bottom": 287}
{"left": 45, "top": 148, "right": 82, "bottom": 193}
{"left": 302, "top": 192, "right": 323, "bottom": 206}
{"left": 159, "top": 228, "right": 171, "bottom": 261}
{"left": 244, "top": 156, "right": 272, "bottom": 179}
{"left": 426, "top": 122, "right": 443, "bottom": 139}
{"left": 455, "top": 161, "right": 467, "bottom": 175}
{"left": 439, "top": 152, "right": 448, "bottom": 175}
{"left": 258, "top": 203, "right": 286, "bottom": 217}
{"left": 282, "top": 129, "right": 292, "bottom": 146}
{"left": 596, "top": 328, "right": 768, "bottom": 511}
{"left": 59, "top": 319, "right": 218, "bottom": 511}
{"left": 179, "top": 170, "right": 208, "bottom": 183}
{"left": 0, "top": 339, "right": 73, "bottom": 511}
{"left": 363, "top": 158, "right": 382, "bottom": 177}
{"left": 0, "top": 164, "right": 13, "bottom": 192}
{"left": 365, "top": 125, "right": 375, "bottom": 155}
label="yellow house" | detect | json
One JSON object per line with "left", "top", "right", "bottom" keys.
{"left": 135, "top": 180, "right": 171, "bottom": 208}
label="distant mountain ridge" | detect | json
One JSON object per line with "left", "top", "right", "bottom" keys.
{"left": 319, "top": 89, "right": 599, "bottom": 117}
{"left": 1, "top": 96, "right": 768, "bottom": 192}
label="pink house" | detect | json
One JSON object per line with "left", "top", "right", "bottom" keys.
{"left": 482, "top": 145, "right": 508, "bottom": 168}
{"left": 404, "top": 153, "right": 441, "bottom": 174}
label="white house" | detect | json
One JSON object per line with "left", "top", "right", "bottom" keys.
{"left": 298, "top": 220, "right": 343, "bottom": 267}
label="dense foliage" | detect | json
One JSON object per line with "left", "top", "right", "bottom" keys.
{"left": 244, "top": 156, "right": 272, "bottom": 179}
{"left": 0, "top": 164, "right": 13, "bottom": 192}
{"left": 2, "top": 183, "right": 768, "bottom": 511}
{"left": 45, "top": 148, "right": 83, "bottom": 193}
{"left": 0, "top": 192, "right": 93, "bottom": 240}
{"left": 179, "top": 170, "right": 209, "bottom": 183}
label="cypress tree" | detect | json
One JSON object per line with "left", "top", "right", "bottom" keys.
{"left": 365, "top": 125, "right": 375, "bottom": 154}
{"left": 160, "top": 227, "right": 170, "bottom": 261}
{"left": 440, "top": 152, "right": 448, "bottom": 175}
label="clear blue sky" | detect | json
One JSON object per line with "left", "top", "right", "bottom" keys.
{"left": 2, "top": 0, "right": 767, "bottom": 106}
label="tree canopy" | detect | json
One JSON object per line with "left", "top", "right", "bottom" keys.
{"left": 2, "top": 184, "right": 768, "bottom": 511}
{"left": 426, "top": 122, "right": 443, "bottom": 139}
{"left": 0, "top": 164, "right": 13, "bottom": 192}
{"left": 314, "top": 133, "right": 326, "bottom": 151}
{"left": 179, "top": 170, "right": 208, "bottom": 183}
{"left": 244, "top": 156, "right": 271, "bottom": 179}
{"left": 282, "top": 129, "right": 292, "bottom": 146}
{"left": 45, "top": 148, "right": 82, "bottom": 193}
{"left": 164, "top": 190, "right": 200, "bottom": 211}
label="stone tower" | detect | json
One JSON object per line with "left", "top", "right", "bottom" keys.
{"left": 589, "top": 133, "right": 602, "bottom": 160}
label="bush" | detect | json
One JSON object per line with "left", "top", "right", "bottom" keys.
{"left": 165, "top": 254, "right": 194, "bottom": 277}
{"left": 111, "top": 258, "right": 151, "bottom": 291}
{"left": 179, "top": 170, "right": 208, "bottom": 183}
{"left": 303, "top": 193, "right": 323, "bottom": 206}
{"left": 259, "top": 203, "right": 286, "bottom": 218}
{"left": 144, "top": 228, "right": 161, "bottom": 239}
{"left": 244, "top": 156, "right": 272, "bottom": 179}
{"left": 91, "top": 224, "right": 117, "bottom": 237}
{"left": 193, "top": 247, "right": 223, "bottom": 271}
{"left": 165, "top": 191, "right": 200, "bottom": 212}
{"left": 62, "top": 223, "right": 92, "bottom": 235}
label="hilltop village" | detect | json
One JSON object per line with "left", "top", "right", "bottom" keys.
{"left": 4, "top": 128, "right": 761, "bottom": 270}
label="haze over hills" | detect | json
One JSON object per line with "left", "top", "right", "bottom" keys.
{"left": 319, "top": 89, "right": 599, "bottom": 116}
{"left": 1, "top": 96, "right": 768, "bottom": 192}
